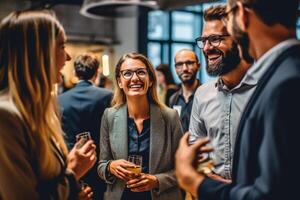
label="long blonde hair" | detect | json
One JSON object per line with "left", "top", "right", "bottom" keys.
{"left": 0, "top": 10, "right": 68, "bottom": 180}
{"left": 112, "top": 52, "right": 165, "bottom": 108}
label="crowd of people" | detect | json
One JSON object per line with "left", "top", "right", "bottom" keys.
{"left": 0, "top": 0, "right": 300, "bottom": 199}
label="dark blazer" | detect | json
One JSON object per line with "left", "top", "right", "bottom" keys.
{"left": 198, "top": 44, "right": 300, "bottom": 200}
{"left": 58, "top": 80, "right": 112, "bottom": 200}
{"left": 98, "top": 104, "right": 184, "bottom": 200}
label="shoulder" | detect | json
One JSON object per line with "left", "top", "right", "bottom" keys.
{"left": 0, "top": 92, "right": 27, "bottom": 141}
{"left": 159, "top": 105, "right": 178, "bottom": 120}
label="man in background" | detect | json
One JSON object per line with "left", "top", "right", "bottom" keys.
{"left": 59, "top": 53, "right": 112, "bottom": 200}
{"left": 169, "top": 49, "right": 200, "bottom": 132}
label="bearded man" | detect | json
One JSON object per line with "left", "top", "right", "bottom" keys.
{"left": 188, "top": 5, "right": 254, "bottom": 182}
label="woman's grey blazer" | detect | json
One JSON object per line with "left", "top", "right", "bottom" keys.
{"left": 98, "top": 103, "right": 184, "bottom": 200}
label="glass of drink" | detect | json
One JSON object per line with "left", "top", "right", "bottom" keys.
{"left": 127, "top": 155, "right": 142, "bottom": 174}
{"left": 197, "top": 150, "right": 215, "bottom": 174}
{"left": 75, "top": 131, "right": 91, "bottom": 149}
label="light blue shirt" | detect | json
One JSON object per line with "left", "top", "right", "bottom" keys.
{"left": 189, "top": 38, "right": 300, "bottom": 179}
{"left": 189, "top": 71, "right": 257, "bottom": 179}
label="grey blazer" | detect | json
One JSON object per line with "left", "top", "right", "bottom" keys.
{"left": 98, "top": 103, "right": 184, "bottom": 200}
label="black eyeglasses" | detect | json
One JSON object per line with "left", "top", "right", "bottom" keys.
{"left": 120, "top": 68, "right": 148, "bottom": 80}
{"left": 195, "top": 34, "right": 230, "bottom": 49}
{"left": 175, "top": 60, "right": 197, "bottom": 69}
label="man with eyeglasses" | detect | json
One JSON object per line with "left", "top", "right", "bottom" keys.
{"left": 169, "top": 49, "right": 200, "bottom": 132}
{"left": 176, "top": 0, "right": 300, "bottom": 199}
{"left": 188, "top": 5, "right": 254, "bottom": 184}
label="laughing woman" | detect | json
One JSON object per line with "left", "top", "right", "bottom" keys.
{"left": 98, "top": 53, "right": 184, "bottom": 200}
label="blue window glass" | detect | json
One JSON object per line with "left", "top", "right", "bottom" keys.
{"left": 148, "top": 42, "right": 161, "bottom": 67}
{"left": 172, "top": 12, "right": 200, "bottom": 42}
{"left": 148, "top": 11, "right": 169, "bottom": 40}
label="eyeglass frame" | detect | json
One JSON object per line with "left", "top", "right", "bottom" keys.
{"left": 195, "top": 34, "right": 230, "bottom": 49}
{"left": 174, "top": 60, "right": 198, "bottom": 70}
{"left": 119, "top": 68, "right": 148, "bottom": 80}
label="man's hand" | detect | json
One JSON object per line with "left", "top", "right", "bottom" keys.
{"left": 206, "top": 173, "right": 232, "bottom": 184}
{"left": 175, "top": 133, "right": 211, "bottom": 197}
{"left": 126, "top": 173, "right": 158, "bottom": 192}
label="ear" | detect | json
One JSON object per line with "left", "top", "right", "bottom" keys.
{"left": 236, "top": 2, "right": 249, "bottom": 31}
{"left": 117, "top": 77, "right": 123, "bottom": 89}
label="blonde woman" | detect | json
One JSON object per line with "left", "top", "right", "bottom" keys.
{"left": 0, "top": 10, "right": 96, "bottom": 199}
{"left": 98, "top": 53, "right": 184, "bottom": 200}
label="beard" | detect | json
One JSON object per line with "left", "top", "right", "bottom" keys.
{"left": 205, "top": 42, "right": 241, "bottom": 77}
{"left": 231, "top": 17, "right": 254, "bottom": 63}
{"left": 179, "top": 72, "right": 197, "bottom": 85}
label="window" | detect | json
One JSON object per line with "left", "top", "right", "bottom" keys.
{"left": 142, "top": 2, "right": 226, "bottom": 84}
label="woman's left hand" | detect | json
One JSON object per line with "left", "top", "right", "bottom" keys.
{"left": 126, "top": 173, "right": 159, "bottom": 192}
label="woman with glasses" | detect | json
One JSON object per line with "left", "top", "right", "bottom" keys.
{"left": 0, "top": 10, "right": 96, "bottom": 199}
{"left": 98, "top": 52, "right": 184, "bottom": 200}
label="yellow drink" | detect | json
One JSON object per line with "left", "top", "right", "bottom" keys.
{"left": 126, "top": 166, "right": 142, "bottom": 174}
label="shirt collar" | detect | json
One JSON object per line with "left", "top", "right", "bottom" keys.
{"left": 245, "top": 38, "right": 300, "bottom": 85}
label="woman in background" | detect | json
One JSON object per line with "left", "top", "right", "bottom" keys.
{"left": 98, "top": 53, "right": 184, "bottom": 200}
{"left": 155, "top": 64, "right": 178, "bottom": 106}
{"left": 0, "top": 10, "right": 96, "bottom": 199}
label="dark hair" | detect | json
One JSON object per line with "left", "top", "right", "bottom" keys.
{"left": 156, "top": 64, "right": 176, "bottom": 85}
{"left": 204, "top": 5, "right": 227, "bottom": 21}
{"left": 74, "top": 53, "right": 99, "bottom": 80}
{"left": 229, "top": 0, "right": 298, "bottom": 28}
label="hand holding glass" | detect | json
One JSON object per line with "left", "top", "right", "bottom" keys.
{"left": 127, "top": 155, "right": 142, "bottom": 174}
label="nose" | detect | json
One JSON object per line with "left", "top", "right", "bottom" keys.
{"left": 182, "top": 63, "right": 189, "bottom": 71}
{"left": 131, "top": 71, "right": 139, "bottom": 80}
{"left": 202, "top": 40, "right": 213, "bottom": 53}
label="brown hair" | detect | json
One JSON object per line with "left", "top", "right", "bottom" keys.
{"left": 111, "top": 52, "right": 164, "bottom": 108}
{"left": 204, "top": 5, "right": 226, "bottom": 21}
{"left": 74, "top": 53, "right": 99, "bottom": 80}
{"left": 0, "top": 10, "right": 68, "bottom": 179}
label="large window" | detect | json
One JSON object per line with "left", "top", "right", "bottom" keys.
{"left": 142, "top": 3, "right": 300, "bottom": 83}
{"left": 144, "top": 3, "right": 225, "bottom": 83}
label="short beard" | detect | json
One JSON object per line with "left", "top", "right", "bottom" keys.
{"left": 180, "top": 73, "right": 197, "bottom": 85}
{"left": 205, "top": 42, "right": 241, "bottom": 77}
{"left": 232, "top": 17, "right": 254, "bottom": 63}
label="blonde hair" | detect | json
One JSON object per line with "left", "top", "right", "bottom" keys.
{"left": 111, "top": 52, "right": 164, "bottom": 108}
{"left": 0, "top": 10, "right": 68, "bottom": 180}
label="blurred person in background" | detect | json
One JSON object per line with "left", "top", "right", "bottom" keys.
{"left": 169, "top": 49, "right": 201, "bottom": 132}
{"left": 98, "top": 53, "right": 184, "bottom": 200}
{"left": 0, "top": 10, "right": 96, "bottom": 199}
{"left": 58, "top": 53, "right": 112, "bottom": 200}
{"left": 155, "top": 64, "right": 178, "bottom": 106}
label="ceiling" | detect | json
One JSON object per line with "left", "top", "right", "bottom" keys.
{"left": 0, "top": 0, "right": 220, "bottom": 44}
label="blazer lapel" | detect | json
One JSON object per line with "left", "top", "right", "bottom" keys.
{"left": 149, "top": 104, "right": 166, "bottom": 174}
{"left": 111, "top": 105, "right": 128, "bottom": 160}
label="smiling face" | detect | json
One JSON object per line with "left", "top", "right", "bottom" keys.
{"left": 117, "top": 58, "right": 152, "bottom": 99}
{"left": 202, "top": 19, "right": 241, "bottom": 76}
{"left": 174, "top": 50, "right": 200, "bottom": 85}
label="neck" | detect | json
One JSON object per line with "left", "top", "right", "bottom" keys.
{"left": 127, "top": 95, "right": 150, "bottom": 119}
{"left": 220, "top": 60, "right": 251, "bottom": 89}
{"left": 181, "top": 79, "right": 199, "bottom": 102}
